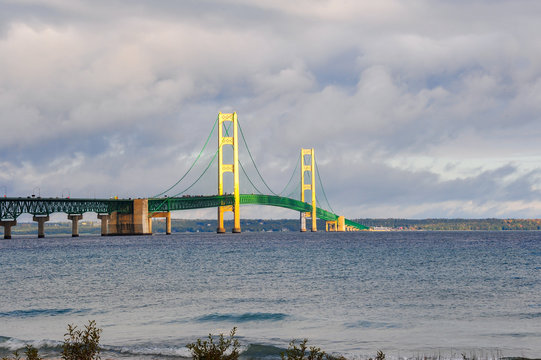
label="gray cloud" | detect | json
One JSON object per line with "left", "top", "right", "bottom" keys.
{"left": 1, "top": 0, "right": 541, "bottom": 218}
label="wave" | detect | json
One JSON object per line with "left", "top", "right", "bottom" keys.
{"left": 519, "top": 312, "right": 541, "bottom": 319}
{"left": 0, "top": 336, "right": 284, "bottom": 359}
{"left": 106, "top": 344, "right": 192, "bottom": 358}
{"left": 5, "top": 336, "right": 541, "bottom": 360}
{"left": 196, "top": 312, "right": 289, "bottom": 323}
{"left": 345, "top": 320, "right": 401, "bottom": 329}
{"left": 242, "top": 344, "right": 284, "bottom": 358}
{"left": 94, "top": 343, "right": 285, "bottom": 359}
{"left": 0, "top": 308, "right": 90, "bottom": 318}
{"left": 0, "top": 336, "right": 62, "bottom": 352}
{"left": 98, "top": 343, "right": 284, "bottom": 359}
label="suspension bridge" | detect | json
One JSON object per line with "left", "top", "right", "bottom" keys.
{"left": 0, "top": 112, "right": 369, "bottom": 239}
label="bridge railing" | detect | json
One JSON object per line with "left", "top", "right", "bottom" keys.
{"left": 148, "top": 195, "right": 235, "bottom": 212}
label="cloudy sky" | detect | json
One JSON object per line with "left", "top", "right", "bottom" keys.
{"left": 1, "top": 0, "right": 541, "bottom": 220}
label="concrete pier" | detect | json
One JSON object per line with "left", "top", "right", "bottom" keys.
{"left": 337, "top": 216, "right": 346, "bottom": 232}
{"left": 166, "top": 213, "right": 171, "bottom": 235}
{"left": 97, "top": 214, "right": 110, "bottom": 236}
{"left": 150, "top": 211, "right": 172, "bottom": 235}
{"left": 217, "top": 226, "right": 226, "bottom": 233}
{"left": 32, "top": 215, "right": 49, "bottom": 238}
{"left": 326, "top": 220, "right": 336, "bottom": 232}
{"left": 67, "top": 214, "right": 83, "bottom": 237}
{"left": 300, "top": 212, "right": 307, "bottom": 232}
{"left": 325, "top": 217, "right": 346, "bottom": 232}
{"left": 1, "top": 220, "right": 16, "bottom": 239}
{"left": 109, "top": 199, "right": 152, "bottom": 235}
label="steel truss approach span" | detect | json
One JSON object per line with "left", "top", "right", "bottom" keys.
{"left": 149, "top": 194, "right": 369, "bottom": 230}
{"left": 0, "top": 198, "right": 133, "bottom": 219}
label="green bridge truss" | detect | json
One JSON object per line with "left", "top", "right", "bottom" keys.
{"left": 149, "top": 194, "right": 369, "bottom": 230}
{"left": 0, "top": 198, "right": 133, "bottom": 219}
{"left": 1, "top": 195, "right": 368, "bottom": 230}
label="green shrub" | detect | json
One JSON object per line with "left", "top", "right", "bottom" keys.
{"left": 186, "top": 327, "right": 240, "bottom": 360}
{"left": 61, "top": 320, "right": 102, "bottom": 360}
{"left": 1, "top": 350, "right": 20, "bottom": 360}
{"left": 281, "top": 339, "right": 333, "bottom": 360}
{"left": 373, "top": 350, "right": 385, "bottom": 360}
{"left": 1, "top": 345, "right": 42, "bottom": 360}
{"left": 2, "top": 344, "right": 43, "bottom": 360}
{"left": 23, "top": 345, "right": 41, "bottom": 360}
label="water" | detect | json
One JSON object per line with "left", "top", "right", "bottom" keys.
{"left": 1, "top": 231, "right": 540, "bottom": 359}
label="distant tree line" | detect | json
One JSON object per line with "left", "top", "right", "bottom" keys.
{"left": 355, "top": 218, "right": 541, "bottom": 231}
{"left": 4, "top": 218, "right": 541, "bottom": 236}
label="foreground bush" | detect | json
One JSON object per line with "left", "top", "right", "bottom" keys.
{"left": 23, "top": 345, "right": 42, "bottom": 360}
{"left": 372, "top": 350, "right": 385, "bottom": 360}
{"left": 186, "top": 329, "right": 385, "bottom": 360}
{"left": 280, "top": 338, "right": 349, "bottom": 360}
{"left": 1, "top": 345, "right": 42, "bottom": 360}
{"left": 186, "top": 327, "right": 240, "bottom": 360}
{"left": 61, "top": 320, "right": 102, "bottom": 360}
{"left": 281, "top": 339, "right": 326, "bottom": 360}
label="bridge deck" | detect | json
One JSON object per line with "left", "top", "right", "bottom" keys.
{"left": 1, "top": 195, "right": 368, "bottom": 230}
{"left": 148, "top": 194, "right": 369, "bottom": 230}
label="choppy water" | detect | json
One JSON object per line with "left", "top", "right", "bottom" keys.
{"left": 1, "top": 231, "right": 540, "bottom": 359}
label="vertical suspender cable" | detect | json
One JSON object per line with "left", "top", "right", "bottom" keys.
{"left": 237, "top": 120, "right": 280, "bottom": 196}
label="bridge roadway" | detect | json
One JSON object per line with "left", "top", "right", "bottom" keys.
{"left": 149, "top": 194, "right": 367, "bottom": 229}
{"left": 0, "top": 195, "right": 368, "bottom": 238}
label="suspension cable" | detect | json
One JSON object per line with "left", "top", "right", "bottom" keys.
{"left": 278, "top": 152, "right": 301, "bottom": 196}
{"left": 153, "top": 115, "right": 219, "bottom": 198}
{"left": 314, "top": 155, "right": 336, "bottom": 214}
{"left": 167, "top": 121, "right": 233, "bottom": 198}
{"left": 239, "top": 160, "right": 264, "bottom": 194}
{"left": 222, "top": 120, "right": 265, "bottom": 195}
{"left": 237, "top": 119, "right": 280, "bottom": 196}
{"left": 237, "top": 118, "right": 302, "bottom": 198}
{"left": 169, "top": 149, "right": 218, "bottom": 197}
{"left": 285, "top": 181, "right": 301, "bottom": 200}
{"left": 150, "top": 150, "right": 218, "bottom": 212}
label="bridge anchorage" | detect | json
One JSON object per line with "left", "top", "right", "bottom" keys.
{"left": 0, "top": 112, "right": 369, "bottom": 238}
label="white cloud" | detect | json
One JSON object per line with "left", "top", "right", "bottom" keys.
{"left": 2, "top": 0, "right": 541, "bottom": 218}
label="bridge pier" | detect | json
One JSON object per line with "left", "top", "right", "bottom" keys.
{"left": 324, "top": 217, "right": 346, "bottom": 232}
{"left": 67, "top": 214, "right": 83, "bottom": 237}
{"left": 326, "top": 221, "right": 336, "bottom": 232}
{"left": 337, "top": 216, "right": 345, "bottom": 232}
{"left": 300, "top": 212, "right": 307, "bottom": 232}
{"left": 97, "top": 214, "right": 110, "bottom": 236}
{"left": 1, "top": 220, "right": 16, "bottom": 239}
{"left": 109, "top": 199, "right": 152, "bottom": 235}
{"left": 150, "top": 212, "right": 172, "bottom": 235}
{"left": 32, "top": 215, "right": 49, "bottom": 238}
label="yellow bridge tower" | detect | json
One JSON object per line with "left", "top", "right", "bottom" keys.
{"left": 300, "top": 148, "right": 317, "bottom": 232}
{"left": 217, "top": 112, "right": 241, "bottom": 233}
